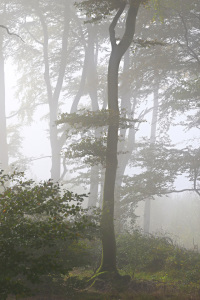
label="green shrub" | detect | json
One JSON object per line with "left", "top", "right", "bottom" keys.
{"left": 0, "top": 170, "right": 98, "bottom": 299}
{"left": 117, "top": 230, "right": 200, "bottom": 284}
{"left": 117, "top": 230, "right": 174, "bottom": 275}
{"left": 166, "top": 248, "right": 200, "bottom": 283}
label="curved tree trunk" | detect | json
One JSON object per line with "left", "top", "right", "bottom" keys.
{"left": 99, "top": 0, "right": 141, "bottom": 274}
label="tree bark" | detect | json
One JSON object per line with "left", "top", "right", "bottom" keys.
{"left": 99, "top": 0, "right": 141, "bottom": 274}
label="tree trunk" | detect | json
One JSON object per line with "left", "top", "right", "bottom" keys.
{"left": 70, "top": 23, "right": 100, "bottom": 206}
{"left": 115, "top": 49, "right": 137, "bottom": 232}
{"left": 0, "top": 33, "right": 8, "bottom": 171}
{"left": 143, "top": 67, "right": 159, "bottom": 233}
{"left": 49, "top": 106, "right": 60, "bottom": 181}
{"left": 99, "top": 0, "right": 141, "bottom": 274}
{"left": 87, "top": 24, "right": 99, "bottom": 111}
{"left": 87, "top": 25, "right": 100, "bottom": 207}
{"left": 36, "top": 1, "right": 71, "bottom": 181}
{"left": 70, "top": 23, "right": 99, "bottom": 113}
{"left": 88, "top": 165, "right": 99, "bottom": 207}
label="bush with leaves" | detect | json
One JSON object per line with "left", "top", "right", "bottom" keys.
{"left": 116, "top": 230, "right": 174, "bottom": 276}
{"left": 165, "top": 247, "right": 200, "bottom": 283}
{"left": 117, "top": 230, "right": 200, "bottom": 284}
{"left": 0, "top": 170, "right": 98, "bottom": 299}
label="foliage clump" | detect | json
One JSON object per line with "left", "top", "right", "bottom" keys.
{"left": 57, "top": 109, "right": 138, "bottom": 131}
{"left": 64, "top": 136, "right": 107, "bottom": 166}
{"left": 57, "top": 109, "right": 138, "bottom": 166}
{"left": 0, "top": 170, "right": 98, "bottom": 299}
{"left": 75, "top": 0, "right": 154, "bottom": 23}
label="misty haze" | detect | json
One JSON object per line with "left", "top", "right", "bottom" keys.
{"left": 0, "top": 0, "right": 200, "bottom": 299}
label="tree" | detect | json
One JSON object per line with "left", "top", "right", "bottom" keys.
{"left": 76, "top": 0, "right": 150, "bottom": 277}
{"left": 11, "top": 0, "right": 74, "bottom": 181}
{"left": 61, "top": 0, "right": 200, "bottom": 253}
{"left": 35, "top": 0, "right": 71, "bottom": 181}
{"left": 116, "top": 0, "right": 200, "bottom": 233}
{"left": 13, "top": 0, "right": 102, "bottom": 182}
{"left": 0, "top": 2, "right": 25, "bottom": 171}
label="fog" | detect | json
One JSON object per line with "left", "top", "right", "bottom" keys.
{"left": 1, "top": 0, "right": 200, "bottom": 253}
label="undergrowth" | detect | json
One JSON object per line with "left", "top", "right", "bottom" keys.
{"left": 8, "top": 231, "right": 200, "bottom": 299}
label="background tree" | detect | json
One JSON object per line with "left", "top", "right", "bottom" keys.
{"left": 0, "top": 1, "right": 26, "bottom": 171}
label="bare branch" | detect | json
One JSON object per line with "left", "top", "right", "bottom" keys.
{"left": 0, "top": 25, "right": 24, "bottom": 42}
{"left": 29, "top": 156, "right": 52, "bottom": 162}
{"left": 137, "top": 106, "right": 153, "bottom": 121}
{"left": 159, "top": 188, "right": 200, "bottom": 195}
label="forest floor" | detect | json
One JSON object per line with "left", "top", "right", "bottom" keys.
{"left": 72, "top": 280, "right": 200, "bottom": 299}
{"left": 12, "top": 271, "right": 200, "bottom": 300}
{"left": 11, "top": 284, "right": 200, "bottom": 300}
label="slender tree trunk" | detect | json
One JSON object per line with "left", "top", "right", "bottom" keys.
{"left": 100, "top": 51, "right": 120, "bottom": 272}
{"left": 87, "top": 25, "right": 99, "bottom": 111}
{"left": 87, "top": 25, "right": 100, "bottom": 207}
{"left": 115, "top": 50, "right": 137, "bottom": 232}
{"left": 0, "top": 33, "right": 8, "bottom": 170}
{"left": 88, "top": 165, "right": 99, "bottom": 207}
{"left": 99, "top": 1, "right": 141, "bottom": 274}
{"left": 99, "top": 168, "right": 105, "bottom": 207}
{"left": 49, "top": 106, "right": 60, "bottom": 181}
{"left": 70, "top": 23, "right": 99, "bottom": 113}
{"left": 143, "top": 68, "right": 159, "bottom": 233}
{"left": 70, "top": 23, "right": 100, "bottom": 206}
{"left": 150, "top": 71, "right": 159, "bottom": 145}
{"left": 70, "top": 54, "right": 88, "bottom": 113}
{"left": 36, "top": 1, "right": 71, "bottom": 181}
